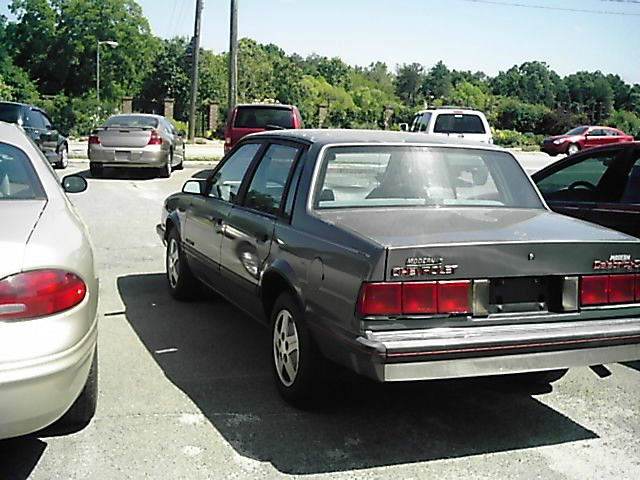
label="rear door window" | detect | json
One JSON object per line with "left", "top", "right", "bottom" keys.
{"left": 244, "top": 144, "right": 300, "bottom": 215}
{"left": 433, "top": 114, "right": 486, "bottom": 134}
{"left": 234, "top": 107, "right": 293, "bottom": 129}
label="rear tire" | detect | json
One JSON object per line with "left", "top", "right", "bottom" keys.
{"left": 175, "top": 146, "right": 185, "bottom": 170}
{"left": 55, "top": 144, "right": 69, "bottom": 169}
{"left": 159, "top": 152, "right": 172, "bottom": 178}
{"left": 89, "top": 163, "right": 103, "bottom": 178}
{"left": 166, "top": 228, "right": 198, "bottom": 300}
{"left": 271, "top": 292, "right": 323, "bottom": 407}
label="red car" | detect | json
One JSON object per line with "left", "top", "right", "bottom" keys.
{"left": 223, "top": 104, "right": 303, "bottom": 153}
{"left": 541, "top": 125, "right": 634, "bottom": 156}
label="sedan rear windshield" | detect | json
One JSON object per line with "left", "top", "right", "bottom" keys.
{"left": 314, "top": 146, "right": 543, "bottom": 210}
{"left": 0, "top": 143, "right": 46, "bottom": 200}
{"left": 0, "top": 104, "right": 22, "bottom": 124}
{"left": 433, "top": 114, "right": 486, "bottom": 134}
{"left": 234, "top": 107, "right": 293, "bottom": 129}
{"left": 104, "top": 115, "right": 159, "bottom": 128}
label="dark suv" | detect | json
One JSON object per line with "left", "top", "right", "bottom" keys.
{"left": 0, "top": 102, "right": 69, "bottom": 169}
{"left": 224, "top": 104, "right": 303, "bottom": 153}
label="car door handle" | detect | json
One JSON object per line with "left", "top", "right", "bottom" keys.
{"left": 256, "top": 233, "right": 269, "bottom": 243}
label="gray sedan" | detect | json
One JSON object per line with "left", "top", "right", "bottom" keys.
{"left": 158, "top": 129, "right": 640, "bottom": 407}
{"left": 0, "top": 121, "right": 98, "bottom": 439}
{"left": 88, "top": 113, "right": 185, "bottom": 178}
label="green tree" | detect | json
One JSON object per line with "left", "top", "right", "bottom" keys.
{"left": 422, "top": 61, "right": 452, "bottom": 100}
{"left": 395, "top": 62, "right": 424, "bottom": 107}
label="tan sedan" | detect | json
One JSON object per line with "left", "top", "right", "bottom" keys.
{"left": 0, "top": 121, "right": 98, "bottom": 439}
{"left": 88, "top": 113, "right": 185, "bottom": 178}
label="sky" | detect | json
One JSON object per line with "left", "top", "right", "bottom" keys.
{"left": 2, "top": 0, "right": 639, "bottom": 84}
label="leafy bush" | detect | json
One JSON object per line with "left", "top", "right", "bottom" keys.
{"left": 493, "top": 128, "right": 541, "bottom": 147}
{"left": 607, "top": 110, "right": 640, "bottom": 139}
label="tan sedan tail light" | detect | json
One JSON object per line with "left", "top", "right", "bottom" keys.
{"left": 0, "top": 270, "right": 86, "bottom": 320}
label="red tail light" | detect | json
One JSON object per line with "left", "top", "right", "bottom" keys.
{"left": 402, "top": 282, "right": 437, "bottom": 314}
{"left": 438, "top": 281, "right": 471, "bottom": 314}
{"left": 358, "top": 281, "right": 471, "bottom": 316}
{"left": 580, "top": 274, "right": 638, "bottom": 306}
{"left": 88, "top": 133, "right": 100, "bottom": 145}
{"left": 148, "top": 130, "right": 163, "bottom": 145}
{"left": 609, "top": 274, "right": 635, "bottom": 304}
{"left": 0, "top": 270, "right": 86, "bottom": 320}
{"left": 357, "top": 283, "right": 402, "bottom": 315}
{"left": 580, "top": 275, "right": 609, "bottom": 306}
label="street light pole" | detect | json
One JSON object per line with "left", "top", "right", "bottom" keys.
{"left": 188, "top": 0, "right": 204, "bottom": 141}
{"left": 228, "top": 0, "right": 238, "bottom": 113}
{"left": 96, "top": 40, "right": 119, "bottom": 108}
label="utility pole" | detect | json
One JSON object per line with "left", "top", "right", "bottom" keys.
{"left": 228, "top": 0, "right": 238, "bottom": 113}
{"left": 188, "top": 0, "right": 204, "bottom": 141}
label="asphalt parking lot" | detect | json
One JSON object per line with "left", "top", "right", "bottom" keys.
{"left": 1, "top": 155, "right": 638, "bottom": 479}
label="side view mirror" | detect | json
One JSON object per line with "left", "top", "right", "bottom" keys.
{"left": 399, "top": 123, "right": 409, "bottom": 132}
{"left": 182, "top": 179, "right": 205, "bottom": 194}
{"left": 178, "top": 130, "right": 186, "bottom": 137}
{"left": 62, "top": 174, "right": 88, "bottom": 194}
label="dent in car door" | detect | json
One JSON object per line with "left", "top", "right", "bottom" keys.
{"left": 182, "top": 143, "right": 262, "bottom": 286}
{"left": 219, "top": 143, "right": 302, "bottom": 320}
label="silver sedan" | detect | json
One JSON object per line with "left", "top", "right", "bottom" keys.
{"left": 88, "top": 113, "right": 185, "bottom": 178}
{"left": 0, "top": 121, "right": 98, "bottom": 440}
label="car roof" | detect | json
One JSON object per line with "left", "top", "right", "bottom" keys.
{"left": 107, "top": 113, "right": 165, "bottom": 119}
{"left": 414, "top": 107, "right": 486, "bottom": 115}
{"left": 245, "top": 128, "right": 504, "bottom": 150}
{"left": 0, "top": 120, "right": 33, "bottom": 144}
{"left": 234, "top": 103, "right": 295, "bottom": 110}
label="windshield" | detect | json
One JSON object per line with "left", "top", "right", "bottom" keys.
{"left": 564, "top": 126, "right": 588, "bottom": 136}
{"left": 0, "top": 104, "right": 22, "bottom": 124}
{"left": 234, "top": 107, "right": 293, "bottom": 129}
{"left": 0, "top": 143, "right": 46, "bottom": 200}
{"left": 313, "top": 146, "right": 543, "bottom": 209}
{"left": 103, "top": 115, "right": 159, "bottom": 128}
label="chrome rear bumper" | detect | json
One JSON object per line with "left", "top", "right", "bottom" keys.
{"left": 357, "top": 318, "right": 640, "bottom": 382}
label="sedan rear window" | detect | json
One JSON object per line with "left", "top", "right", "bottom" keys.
{"left": 0, "top": 143, "right": 46, "bottom": 200}
{"left": 234, "top": 107, "right": 293, "bottom": 129}
{"left": 314, "top": 146, "right": 542, "bottom": 210}
{"left": 433, "top": 114, "right": 486, "bottom": 134}
{"left": 104, "top": 115, "right": 159, "bottom": 128}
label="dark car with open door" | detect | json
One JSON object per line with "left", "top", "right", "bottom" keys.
{"left": 533, "top": 142, "right": 640, "bottom": 238}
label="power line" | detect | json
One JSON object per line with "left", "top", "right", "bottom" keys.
{"left": 453, "top": 0, "right": 640, "bottom": 16}
{"left": 601, "top": 1, "right": 640, "bottom": 4}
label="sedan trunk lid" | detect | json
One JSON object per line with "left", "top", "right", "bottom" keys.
{"left": 97, "top": 127, "right": 154, "bottom": 148}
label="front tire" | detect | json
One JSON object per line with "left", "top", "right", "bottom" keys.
{"left": 166, "top": 228, "right": 198, "bottom": 300}
{"left": 271, "top": 292, "right": 322, "bottom": 407}
{"left": 175, "top": 146, "right": 185, "bottom": 170}
{"left": 56, "top": 144, "right": 69, "bottom": 169}
{"left": 566, "top": 143, "right": 580, "bottom": 156}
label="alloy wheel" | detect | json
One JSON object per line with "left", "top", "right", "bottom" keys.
{"left": 273, "top": 308, "right": 300, "bottom": 387}
{"left": 167, "top": 237, "right": 180, "bottom": 288}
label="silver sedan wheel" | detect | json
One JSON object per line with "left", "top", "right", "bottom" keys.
{"left": 273, "top": 308, "right": 300, "bottom": 387}
{"left": 167, "top": 237, "right": 180, "bottom": 288}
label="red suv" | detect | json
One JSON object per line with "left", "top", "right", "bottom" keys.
{"left": 541, "top": 125, "right": 633, "bottom": 156}
{"left": 224, "top": 104, "right": 303, "bottom": 153}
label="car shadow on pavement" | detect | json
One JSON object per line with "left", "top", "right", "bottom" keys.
{"left": 74, "top": 168, "right": 165, "bottom": 181}
{"left": 117, "top": 273, "right": 598, "bottom": 475}
{"left": 622, "top": 361, "right": 640, "bottom": 372}
{"left": 0, "top": 437, "right": 47, "bottom": 479}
